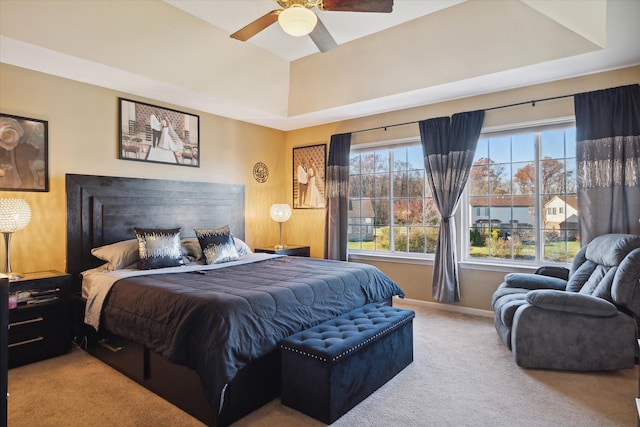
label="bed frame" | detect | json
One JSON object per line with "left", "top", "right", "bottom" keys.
{"left": 66, "top": 174, "right": 278, "bottom": 426}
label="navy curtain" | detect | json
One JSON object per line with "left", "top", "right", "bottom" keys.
{"left": 419, "top": 111, "right": 484, "bottom": 302}
{"left": 324, "top": 133, "right": 352, "bottom": 261}
{"left": 574, "top": 84, "right": 640, "bottom": 244}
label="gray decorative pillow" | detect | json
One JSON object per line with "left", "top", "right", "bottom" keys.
{"left": 134, "top": 227, "right": 185, "bottom": 270}
{"left": 194, "top": 226, "right": 240, "bottom": 264}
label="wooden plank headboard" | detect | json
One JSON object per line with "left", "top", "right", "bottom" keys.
{"left": 65, "top": 174, "right": 245, "bottom": 285}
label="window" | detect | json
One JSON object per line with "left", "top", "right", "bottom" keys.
{"left": 466, "top": 125, "right": 578, "bottom": 264}
{"left": 348, "top": 143, "right": 439, "bottom": 256}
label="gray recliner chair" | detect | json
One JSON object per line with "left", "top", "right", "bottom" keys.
{"left": 492, "top": 233, "right": 640, "bottom": 371}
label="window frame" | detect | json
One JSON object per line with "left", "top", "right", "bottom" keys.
{"left": 460, "top": 117, "right": 577, "bottom": 267}
{"left": 346, "top": 117, "right": 577, "bottom": 268}
{"left": 347, "top": 137, "right": 438, "bottom": 260}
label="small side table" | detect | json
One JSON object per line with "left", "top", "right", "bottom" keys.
{"left": 254, "top": 245, "right": 310, "bottom": 257}
{"left": 8, "top": 270, "right": 72, "bottom": 367}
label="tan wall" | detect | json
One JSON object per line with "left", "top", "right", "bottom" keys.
{"left": 2, "top": 62, "right": 639, "bottom": 311}
{"left": 289, "top": 0, "right": 601, "bottom": 116}
{"left": 285, "top": 65, "right": 640, "bottom": 311}
{"left": 0, "top": 63, "right": 286, "bottom": 274}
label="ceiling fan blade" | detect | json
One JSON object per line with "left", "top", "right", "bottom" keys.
{"left": 230, "top": 10, "right": 280, "bottom": 41}
{"left": 309, "top": 16, "right": 338, "bottom": 53}
{"left": 321, "top": 0, "right": 393, "bottom": 13}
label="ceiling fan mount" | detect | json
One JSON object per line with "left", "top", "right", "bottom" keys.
{"left": 230, "top": 0, "right": 394, "bottom": 53}
{"left": 275, "top": 1, "right": 319, "bottom": 10}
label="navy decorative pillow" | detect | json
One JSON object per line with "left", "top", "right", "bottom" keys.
{"left": 134, "top": 227, "right": 185, "bottom": 270}
{"left": 194, "top": 225, "right": 240, "bottom": 264}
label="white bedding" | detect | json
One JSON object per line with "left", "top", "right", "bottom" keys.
{"left": 82, "top": 252, "right": 281, "bottom": 330}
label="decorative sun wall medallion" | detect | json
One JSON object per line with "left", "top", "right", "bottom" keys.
{"left": 253, "top": 162, "right": 269, "bottom": 183}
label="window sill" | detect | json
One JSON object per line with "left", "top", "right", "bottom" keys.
{"left": 348, "top": 252, "right": 435, "bottom": 266}
{"left": 348, "top": 253, "right": 568, "bottom": 274}
{"left": 459, "top": 260, "right": 538, "bottom": 274}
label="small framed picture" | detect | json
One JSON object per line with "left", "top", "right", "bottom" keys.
{"left": 0, "top": 113, "right": 49, "bottom": 191}
{"left": 293, "top": 143, "right": 327, "bottom": 209}
{"left": 118, "top": 98, "right": 200, "bottom": 167}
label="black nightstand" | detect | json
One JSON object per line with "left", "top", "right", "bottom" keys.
{"left": 8, "top": 271, "right": 72, "bottom": 368}
{"left": 254, "top": 245, "right": 310, "bottom": 257}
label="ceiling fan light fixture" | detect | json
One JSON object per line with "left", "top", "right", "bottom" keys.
{"left": 278, "top": 5, "right": 317, "bottom": 37}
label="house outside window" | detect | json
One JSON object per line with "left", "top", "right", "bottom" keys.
{"left": 465, "top": 124, "right": 578, "bottom": 264}
{"left": 348, "top": 124, "right": 577, "bottom": 265}
{"left": 348, "top": 143, "right": 439, "bottom": 256}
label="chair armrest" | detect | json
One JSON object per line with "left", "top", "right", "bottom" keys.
{"left": 526, "top": 289, "right": 618, "bottom": 317}
{"left": 503, "top": 273, "right": 567, "bottom": 290}
{"left": 534, "top": 266, "right": 569, "bottom": 281}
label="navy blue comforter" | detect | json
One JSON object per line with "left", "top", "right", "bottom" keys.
{"left": 100, "top": 256, "right": 405, "bottom": 412}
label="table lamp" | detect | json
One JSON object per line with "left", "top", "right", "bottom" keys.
{"left": 0, "top": 198, "right": 31, "bottom": 280}
{"left": 270, "top": 204, "right": 292, "bottom": 249}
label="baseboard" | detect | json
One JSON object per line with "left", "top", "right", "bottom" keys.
{"left": 396, "top": 298, "right": 493, "bottom": 318}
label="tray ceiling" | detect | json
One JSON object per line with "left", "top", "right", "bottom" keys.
{"left": 0, "top": 0, "right": 638, "bottom": 131}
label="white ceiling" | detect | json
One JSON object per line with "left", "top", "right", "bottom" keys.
{"left": 165, "top": 0, "right": 465, "bottom": 61}
{"left": 1, "top": 0, "right": 639, "bottom": 131}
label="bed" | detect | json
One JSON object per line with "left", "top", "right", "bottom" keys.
{"left": 66, "top": 173, "right": 404, "bottom": 426}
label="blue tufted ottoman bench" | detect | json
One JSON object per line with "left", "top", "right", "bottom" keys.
{"left": 279, "top": 303, "right": 415, "bottom": 424}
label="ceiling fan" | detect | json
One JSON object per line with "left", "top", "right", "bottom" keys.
{"left": 230, "top": 0, "right": 394, "bottom": 53}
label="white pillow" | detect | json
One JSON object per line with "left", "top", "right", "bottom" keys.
{"left": 181, "top": 237, "right": 203, "bottom": 260}
{"left": 234, "top": 237, "right": 252, "bottom": 256}
{"left": 91, "top": 239, "right": 139, "bottom": 271}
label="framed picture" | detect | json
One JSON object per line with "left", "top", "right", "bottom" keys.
{"left": 293, "top": 143, "right": 327, "bottom": 209}
{"left": 0, "top": 113, "right": 49, "bottom": 192}
{"left": 118, "top": 98, "right": 200, "bottom": 167}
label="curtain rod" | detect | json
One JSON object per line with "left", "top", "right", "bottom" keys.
{"left": 350, "top": 93, "right": 576, "bottom": 135}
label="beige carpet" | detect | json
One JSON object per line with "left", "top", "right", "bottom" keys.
{"left": 8, "top": 300, "right": 637, "bottom": 426}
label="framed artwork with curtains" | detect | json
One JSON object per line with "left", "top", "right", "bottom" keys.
{"left": 0, "top": 113, "right": 49, "bottom": 191}
{"left": 293, "top": 143, "right": 327, "bottom": 209}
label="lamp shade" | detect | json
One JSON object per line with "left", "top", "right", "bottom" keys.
{"left": 270, "top": 204, "right": 292, "bottom": 223}
{"left": 0, "top": 198, "right": 31, "bottom": 233}
{"left": 278, "top": 5, "right": 317, "bottom": 37}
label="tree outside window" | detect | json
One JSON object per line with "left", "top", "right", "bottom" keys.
{"left": 348, "top": 126, "right": 578, "bottom": 265}
{"left": 349, "top": 144, "right": 439, "bottom": 255}
{"left": 467, "top": 126, "right": 578, "bottom": 264}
